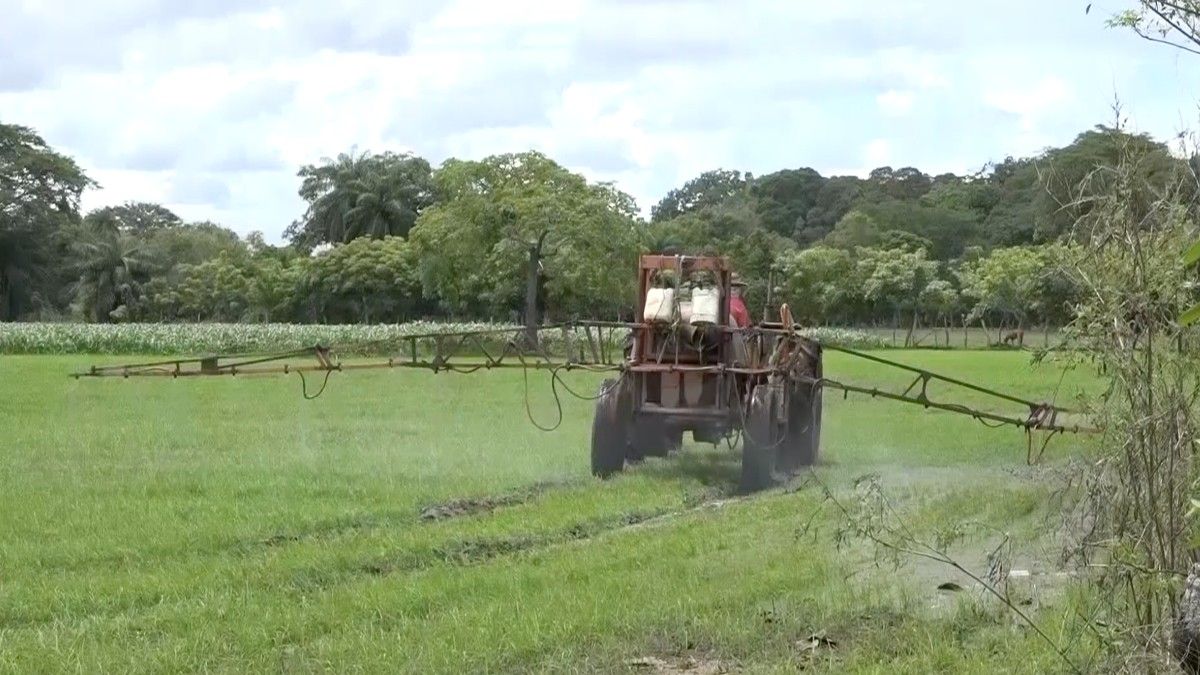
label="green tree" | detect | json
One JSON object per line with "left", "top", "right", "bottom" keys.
{"left": 772, "top": 246, "right": 854, "bottom": 324}
{"left": 921, "top": 174, "right": 1001, "bottom": 222}
{"left": 85, "top": 201, "right": 181, "bottom": 234}
{"left": 245, "top": 256, "right": 304, "bottom": 322}
{"left": 68, "top": 226, "right": 155, "bottom": 322}
{"left": 411, "top": 152, "right": 641, "bottom": 319}
{"left": 306, "top": 236, "right": 421, "bottom": 323}
{"left": 751, "top": 168, "right": 824, "bottom": 240}
{"left": 822, "top": 209, "right": 881, "bottom": 249}
{"left": 865, "top": 166, "right": 933, "bottom": 201}
{"left": 135, "top": 276, "right": 182, "bottom": 321}
{"left": 143, "top": 220, "right": 246, "bottom": 268}
{"left": 173, "top": 252, "right": 254, "bottom": 322}
{"left": 651, "top": 169, "right": 750, "bottom": 222}
{"left": 879, "top": 229, "right": 934, "bottom": 253}
{"left": 918, "top": 278, "right": 961, "bottom": 344}
{"left": 978, "top": 157, "right": 1039, "bottom": 246}
{"left": 854, "top": 199, "right": 981, "bottom": 259}
{"left": 799, "top": 175, "right": 862, "bottom": 244}
{"left": 286, "top": 150, "right": 435, "bottom": 250}
{"left": 1033, "top": 125, "right": 1185, "bottom": 241}
{"left": 0, "top": 123, "right": 93, "bottom": 320}
{"left": 855, "top": 246, "right": 938, "bottom": 344}
{"left": 956, "top": 245, "right": 1048, "bottom": 335}
{"left": 1109, "top": 1, "right": 1200, "bottom": 53}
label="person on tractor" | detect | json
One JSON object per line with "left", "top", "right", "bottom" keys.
{"left": 729, "top": 276, "right": 750, "bottom": 328}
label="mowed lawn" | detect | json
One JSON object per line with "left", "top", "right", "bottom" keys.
{"left": 0, "top": 351, "right": 1096, "bottom": 673}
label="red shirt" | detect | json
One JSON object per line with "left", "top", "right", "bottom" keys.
{"left": 729, "top": 295, "right": 750, "bottom": 327}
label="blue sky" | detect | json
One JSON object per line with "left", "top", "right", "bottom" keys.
{"left": 2, "top": 0, "right": 1199, "bottom": 241}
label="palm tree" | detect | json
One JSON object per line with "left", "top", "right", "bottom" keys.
{"left": 286, "top": 150, "right": 434, "bottom": 250}
{"left": 69, "top": 227, "right": 154, "bottom": 322}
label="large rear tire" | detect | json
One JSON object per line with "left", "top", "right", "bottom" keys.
{"left": 779, "top": 380, "right": 821, "bottom": 472}
{"left": 740, "top": 383, "right": 784, "bottom": 493}
{"left": 779, "top": 348, "right": 823, "bottom": 473}
{"left": 591, "top": 378, "right": 630, "bottom": 478}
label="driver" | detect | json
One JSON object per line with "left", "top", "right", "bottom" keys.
{"left": 729, "top": 276, "right": 750, "bottom": 328}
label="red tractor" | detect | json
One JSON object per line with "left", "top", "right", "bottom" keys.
{"left": 591, "top": 254, "right": 823, "bottom": 492}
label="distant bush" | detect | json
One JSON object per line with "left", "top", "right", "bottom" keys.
{"left": 0, "top": 322, "right": 888, "bottom": 356}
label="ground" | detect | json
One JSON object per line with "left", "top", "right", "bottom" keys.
{"left": 0, "top": 351, "right": 1098, "bottom": 673}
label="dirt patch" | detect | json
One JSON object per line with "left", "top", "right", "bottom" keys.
{"left": 435, "top": 510, "right": 664, "bottom": 565}
{"left": 254, "top": 513, "right": 390, "bottom": 549}
{"left": 626, "top": 656, "right": 727, "bottom": 674}
{"left": 360, "top": 509, "right": 669, "bottom": 576}
{"left": 682, "top": 484, "right": 736, "bottom": 508}
{"left": 417, "top": 480, "right": 569, "bottom": 521}
{"left": 435, "top": 535, "right": 541, "bottom": 565}
{"left": 418, "top": 495, "right": 527, "bottom": 521}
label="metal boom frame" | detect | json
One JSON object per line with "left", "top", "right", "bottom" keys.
{"left": 72, "top": 321, "right": 1094, "bottom": 439}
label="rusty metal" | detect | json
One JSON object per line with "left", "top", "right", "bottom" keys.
{"left": 798, "top": 375, "right": 1092, "bottom": 435}
{"left": 637, "top": 254, "right": 731, "bottom": 272}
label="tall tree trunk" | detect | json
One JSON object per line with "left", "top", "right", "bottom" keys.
{"left": 0, "top": 271, "right": 10, "bottom": 321}
{"left": 524, "top": 232, "right": 548, "bottom": 351}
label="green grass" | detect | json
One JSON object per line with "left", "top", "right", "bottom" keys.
{"left": 0, "top": 351, "right": 1098, "bottom": 673}
{"left": 852, "top": 325, "right": 1063, "bottom": 349}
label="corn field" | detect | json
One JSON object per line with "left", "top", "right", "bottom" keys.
{"left": 0, "top": 322, "right": 888, "bottom": 356}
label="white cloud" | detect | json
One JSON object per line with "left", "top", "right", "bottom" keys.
{"left": 983, "top": 75, "right": 1072, "bottom": 130}
{"left": 4, "top": 0, "right": 1200, "bottom": 239}
{"left": 864, "top": 139, "right": 892, "bottom": 168}
{"left": 876, "top": 90, "right": 915, "bottom": 116}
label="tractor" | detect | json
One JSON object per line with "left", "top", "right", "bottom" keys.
{"left": 590, "top": 254, "right": 823, "bottom": 492}
{"left": 73, "top": 254, "right": 1086, "bottom": 489}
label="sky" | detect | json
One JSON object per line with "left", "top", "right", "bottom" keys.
{"left": 3, "top": 0, "right": 1200, "bottom": 242}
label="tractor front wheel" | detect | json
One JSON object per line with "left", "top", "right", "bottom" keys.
{"left": 591, "top": 378, "right": 631, "bottom": 478}
{"left": 740, "top": 383, "right": 785, "bottom": 493}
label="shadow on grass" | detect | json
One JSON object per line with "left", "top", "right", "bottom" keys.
{"left": 635, "top": 445, "right": 743, "bottom": 494}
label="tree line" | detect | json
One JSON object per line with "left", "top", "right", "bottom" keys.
{"left": 1, "top": 120, "right": 1192, "bottom": 333}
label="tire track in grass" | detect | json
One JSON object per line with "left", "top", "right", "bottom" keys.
{"left": 1, "top": 479, "right": 735, "bottom": 631}
{"left": 0, "top": 480, "right": 581, "bottom": 630}
{"left": 354, "top": 492, "right": 755, "bottom": 579}
{"left": 260, "top": 479, "right": 579, "bottom": 548}
{"left": 356, "top": 509, "right": 667, "bottom": 578}
{"left": 414, "top": 479, "right": 574, "bottom": 522}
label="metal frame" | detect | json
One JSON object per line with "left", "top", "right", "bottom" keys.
{"left": 628, "top": 254, "right": 742, "bottom": 427}
{"left": 72, "top": 314, "right": 1094, "bottom": 439}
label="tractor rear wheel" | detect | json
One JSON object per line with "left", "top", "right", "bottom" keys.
{"left": 591, "top": 378, "right": 631, "bottom": 478}
{"left": 740, "top": 383, "right": 785, "bottom": 493}
{"left": 779, "top": 380, "right": 821, "bottom": 472}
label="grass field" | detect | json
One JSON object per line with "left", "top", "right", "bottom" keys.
{"left": 851, "top": 325, "right": 1062, "bottom": 350}
{"left": 0, "top": 351, "right": 1099, "bottom": 673}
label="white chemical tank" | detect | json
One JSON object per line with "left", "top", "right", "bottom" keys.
{"left": 690, "top": 286, "right": 720, "bottom": 325}
{"left": 643, "top": 287, "right": 676, "bottom": 323}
